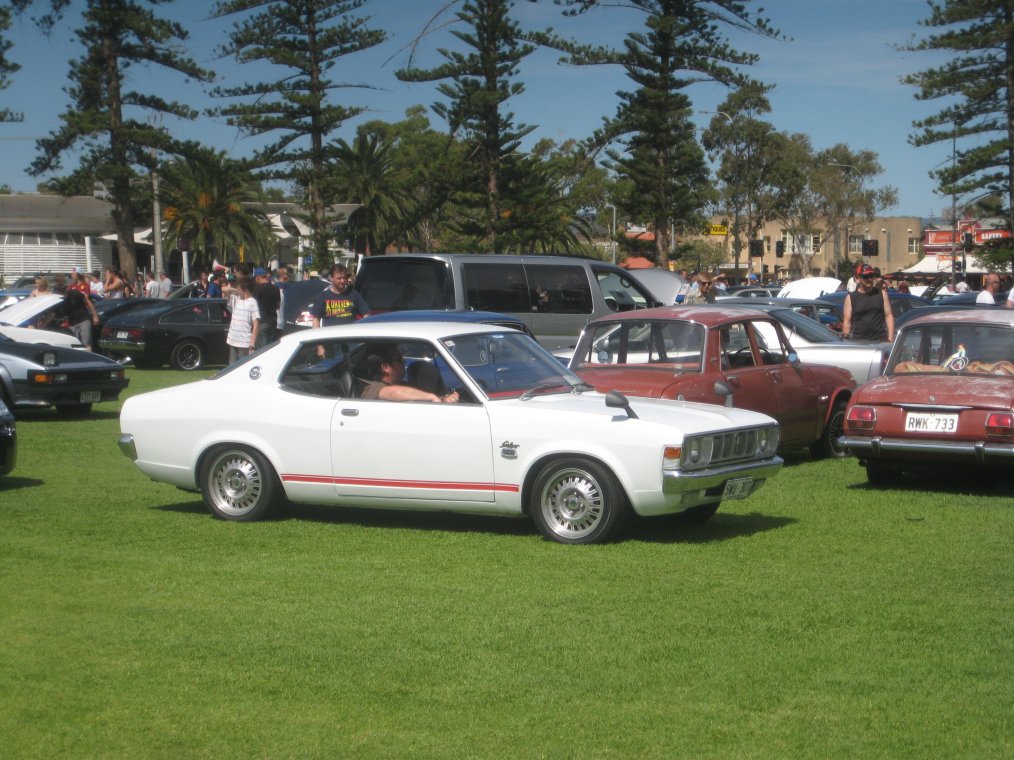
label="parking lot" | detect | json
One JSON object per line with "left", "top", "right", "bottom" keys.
{"left": 1, "top": 368, "right": 1010, "bottom": 757}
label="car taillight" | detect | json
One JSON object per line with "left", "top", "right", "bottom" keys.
{"left": 846, "top": 405, "right": 876, "bottom": 431}
{"left": 985, "top": 412, "right": 1013, "bottom": 437}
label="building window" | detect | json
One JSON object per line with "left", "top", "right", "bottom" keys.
{"left": 908, "top": 237, "right": 921, "bottom": 255}
{"left": 764, "top": 235, "right": 771, "bottom": 253}
{"left": 811, "top": 234, "right": 821, "bottom": 252}
{"left": 849, "top": 235, "right": 864, "bottom": 254}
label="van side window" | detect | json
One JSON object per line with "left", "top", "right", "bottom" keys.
{"left": 463, "top": 263, "right": 530, "bottom": 312}
{"left": 527, "top": 264, "right": 592, "bottom": 314}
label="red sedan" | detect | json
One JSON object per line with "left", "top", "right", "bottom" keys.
{"left": 840, "top": 310, "right": 1014, "bottom": 484}
{"left": 567, "top": 306, "right": 856, "bottom": 457}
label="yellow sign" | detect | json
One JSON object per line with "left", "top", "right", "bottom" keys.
{"left": 707, "top": 224, "right": 728, "bottom": 236}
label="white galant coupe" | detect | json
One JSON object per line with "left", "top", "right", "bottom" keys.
{"left": 118, "top": 323, "right": 783, "bottom": 544}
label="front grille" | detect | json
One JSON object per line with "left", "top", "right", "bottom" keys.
{"left": 711, "top": 429, "right": 760, "bottom": 462}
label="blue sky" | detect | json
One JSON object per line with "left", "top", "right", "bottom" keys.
{"left": 0, "top": 0, "right": 956, "bottom": 218}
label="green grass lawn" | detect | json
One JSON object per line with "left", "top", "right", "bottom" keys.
{"left": 1, "top": 368, "right": 1011, "bottom": 758}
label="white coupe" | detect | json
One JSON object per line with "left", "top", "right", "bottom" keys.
{"left": 119, "top": 323, "right": 783, "bottom": 544}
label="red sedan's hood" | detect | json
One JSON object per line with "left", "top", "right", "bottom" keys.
{"left": 574, "top": 366, "right": 687, "bottom": 399}
{"left": 856, "top": 373, "right": 1014, "bottom": 410}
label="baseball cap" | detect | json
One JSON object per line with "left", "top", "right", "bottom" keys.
{"left": 748, "top": 272, "right": 758, "bottom": 281}
{"left": 858, "top": 264, "right": 876, "bottom": 277}
{"left": 254, "top": 267, "right": 267, "bottom": 276}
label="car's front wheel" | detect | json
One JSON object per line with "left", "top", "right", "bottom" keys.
{"left": 812, "top": 399, "right": 848, "bottom": 459}
{"left": 530, "top": 457, "right": 628, "bottom": 544}
{"left": 170, "top": 340, "right": 204, "bottom": 371}
{"left": 200, "top": 446, "right": 279, "bottom": 521}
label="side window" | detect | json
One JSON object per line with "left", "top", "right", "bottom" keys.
{"left": 594, "top": 269, "right": 654, "bottom": 311}
{"left": 526, "top": 264, "right": 592, "bottom": 314}
{"left": 162, "top": 304, "right": 207, "bottom": 325}
{"left": 749, "top": 321, "right": 787, "bottom": 365}
{"left": 462, "top": 263, "right": 530, "bottom": 312}
{"left": 280, "top": 340, "right": 354, "bottom": 398}
{"left": 720, "top": 323, "right": 755, "bottom": 368}
{"left": 208, "top": 303, "right": 230, "bottom": 324}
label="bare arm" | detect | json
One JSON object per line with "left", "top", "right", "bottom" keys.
{"left": 882, "top": 290, "right": 895, "bottom": 341}
{"left": 378, "top": 385, "right": 459, "bottom": 403}
{"left": 842, "top": 294, "right": 853, "bottom": 337}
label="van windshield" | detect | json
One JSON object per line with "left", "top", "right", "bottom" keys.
{"left": 356, "top": 258, "right": 455, "bottom": 311}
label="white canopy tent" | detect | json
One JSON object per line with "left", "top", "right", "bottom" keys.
{"left": 898, "top": 254, "right": 989, "bottom": 275}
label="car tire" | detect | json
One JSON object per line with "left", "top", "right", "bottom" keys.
{"left": 200, "top": 446, "right": 279, "bottom": 521}
{"left": 811, "top": 399, "right": 848, "bottom": 459}
{"left": 674, "top": 503, "right": 719, "bottom": 524}
{"left": 170, "top": 340, "right": 204, "bottom": 371}
{"left": 56, "top": 403, "right": 92, "bottom": 417}
{"left": 865, "top": 461, "right": 897, "bottom": 485}
{"left": 530, "top": 457, "right": 628, "bottom": 544}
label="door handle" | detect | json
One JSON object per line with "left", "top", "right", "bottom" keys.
{"left": 725, "top": 375, "right": 739, "bottom": 385}
{"left": 341, "top": 408, "right": 359, "bottom": 417}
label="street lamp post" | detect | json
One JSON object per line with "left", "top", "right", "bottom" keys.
{"left": 605, "top": 203, "right": 617, "bottom": 264}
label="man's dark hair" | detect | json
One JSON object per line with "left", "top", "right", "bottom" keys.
{"left": 361, "top": 345, "right": 401, "bottom": 381}
{"left": 330, "top": 263, "right": 349, "bottom": 277}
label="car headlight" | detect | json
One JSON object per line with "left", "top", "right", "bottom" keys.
{"left": 30, "top": 373, "right": 69, "bottom": 384}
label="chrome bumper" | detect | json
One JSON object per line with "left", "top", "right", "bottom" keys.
{"left": 662, "top": 456, "right": 783, "bottom": 496}
{"left": 118, "top": 433, "right": 137, "bottom": 461}
{"left": 839, "top": 435, "right": 1014, "bottom": 465}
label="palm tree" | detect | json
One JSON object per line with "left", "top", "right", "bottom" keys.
{"left": 160, "top": 148, "right": 272, "bottom": 268}
{"left": 330, "top": 134, "right": 412, "bottom": 255}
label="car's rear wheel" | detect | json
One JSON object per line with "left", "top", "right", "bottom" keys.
{"left": 170, "top": 340, "right": 204, "bottom": 371}
{"left": 865, "top": 461, "right": 898, "bottom": 486}
{"left": 812, "top": 399, "right": 848, "bottom": 459}
{"left": 530, "top": 457, "right": 628, "bottom": 544}
{"left": 200, "top": 446, "right": 279, "bottom": 521}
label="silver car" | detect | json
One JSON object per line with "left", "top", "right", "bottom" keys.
{"left": 710, "top": 303, "right": 889, "bottom": 385}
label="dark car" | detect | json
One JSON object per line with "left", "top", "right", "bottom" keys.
{"left": 281, "top": 277, "right": 331, "bottom": 333}
{"left": 91, "top": 297, "right": 161, "bottom": 352}
{"left": 0, "top": 398, "right": 15, "bottom": 475}
{"left": 819, "top": 290, "right": 932, "bottom": 320}
{"left": 720, "top": 296, "right": 845, "bottom": 332}
{"left": 0, "top": 333, "right": 129, "bottom": 415}
{"left": 99, "top": 299, "right": 231, "bottom": 370}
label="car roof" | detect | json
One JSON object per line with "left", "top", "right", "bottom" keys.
{"left": 721, "top": 296, "right": 836, "bottom": 308}
{"left": 361, "top": 309, "right": 526, "bottom": 325}
{"left": 280, "top": 320, "right": 510, "bottom": 344}
{"left": 586, "top": 304, "right": 782, "bottom": 327}
{"left": 898, "top": 309, "right": 1014, "bottom": 329}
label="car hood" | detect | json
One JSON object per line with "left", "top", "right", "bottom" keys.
{"left": 497, "top": 390, "right": 777, "bottom": 431}
{"left": 0, "top": 325, "right": 84, "bottom": 348}
{"left": 0, "top": 341, "right": 121, "bottom": 367}
{"left": 572, "top": 367, "right": 690, "bottom": 398}
{"left": 0, "top": 294, "right": 62, "bottom": 326}
{"left": 856, "top": 373, "right": 1014, "bottom": 410}
{"left": 778, "top": 277, "right": 841, "bottom": 300}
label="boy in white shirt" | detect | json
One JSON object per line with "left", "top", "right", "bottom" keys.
{"left": 226, "top": 276, "right": 260, "bottom": 363}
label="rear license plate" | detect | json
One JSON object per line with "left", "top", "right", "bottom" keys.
{"left": 116, "top": 331, "right": 129, "bottom": 340}
{"left": 905, "top": 412, "right": 958, "bottom": 433}
{"left": 722, "top": 477, "right": 753, "bottom": 499}
{"left": 80, "top": 391, "right": 101, "bottom": 403}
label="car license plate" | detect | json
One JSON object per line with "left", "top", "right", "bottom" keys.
{"left": 722, "top": 477, "right": 753, "bottom": 500}
{"left": 116, "top": 331, "right": 129, "bottom": 340}
{"left": 905, "top": 412, "right": 958, "bottom": 433}
{"left": 80, "top": 391, "right": 101, "bottom": 403}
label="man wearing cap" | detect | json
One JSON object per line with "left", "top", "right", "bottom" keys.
{"left": 843, "top": 264, "right": 893, "bottom": 342}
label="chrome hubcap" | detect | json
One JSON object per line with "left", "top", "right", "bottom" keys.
{"left": 209, "top": 452, "right": 262, "bottom": 516}
{"left": 541, "top": 468, "right": 603, "bottom": 539}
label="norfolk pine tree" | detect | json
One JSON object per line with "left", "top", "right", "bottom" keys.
{"left": 211, "top": 0, "right": 386, "bottom": 263}
{"left": 13, "top": 0, "right": 213, "bottom": 281}
{"left": 905, "top": 0, "right": 1014, "bottom": 272}
{"left": 0, "top": 5, "right": 21, "bottom": 122}
{"left": 537, "top": 0, "right": 780, "bottom": 262}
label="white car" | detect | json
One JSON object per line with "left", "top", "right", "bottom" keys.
{"left": 118, "top": 322, "right": 783, "bottom": 544}
{"left": 0, "top": 294, "right": 89, "bottom": 348}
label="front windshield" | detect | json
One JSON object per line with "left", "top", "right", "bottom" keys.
{"left": 770, "top": 308, "right": 843, "bottom": 344}
{"left": 441, "top": 331, "right": 585, "bottom": 398}
{"left": 573, "top": 319, "right": 705, "bottom": 371}
{"left": 889, "top": 323, "right": 1014, "bottom": 376}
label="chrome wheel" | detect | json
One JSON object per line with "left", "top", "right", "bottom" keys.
{"left": 171, "top": 340, "right": 203, "bottom": 371}
{"left": 530, "top": 458, "right": 627, "bottom": 543}
{"left": 202, "top": 448, "right": 276, "bottom": 520}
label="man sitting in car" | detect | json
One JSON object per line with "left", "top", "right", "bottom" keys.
{"left": 360, "top": 346, "right": 459, "bottom": 403}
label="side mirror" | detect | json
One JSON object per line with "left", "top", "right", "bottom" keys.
{"left": 713, "top": 379, "right": 734, "bottom": 407}
{"left": 605, "top": 390, "right": 639, "bottom": 419}
{"left": 788, "top": 351, "right": 800, "bottom": 368}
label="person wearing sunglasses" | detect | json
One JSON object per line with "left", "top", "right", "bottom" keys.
{"left": 842, "top": 263, "right": 894, "bottom": 342}
{"left": 683, "top": 272, "right": 717, "bottom": 305}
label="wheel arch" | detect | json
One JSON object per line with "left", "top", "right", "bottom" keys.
{"left": 519, "top": 451, "right": 631, "bottom": 518}
{"left": 823, "top": 388, "right": 852, "bottom": 427}
{"left": 195, "top": 438, "right": 282, "bottom": 494}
